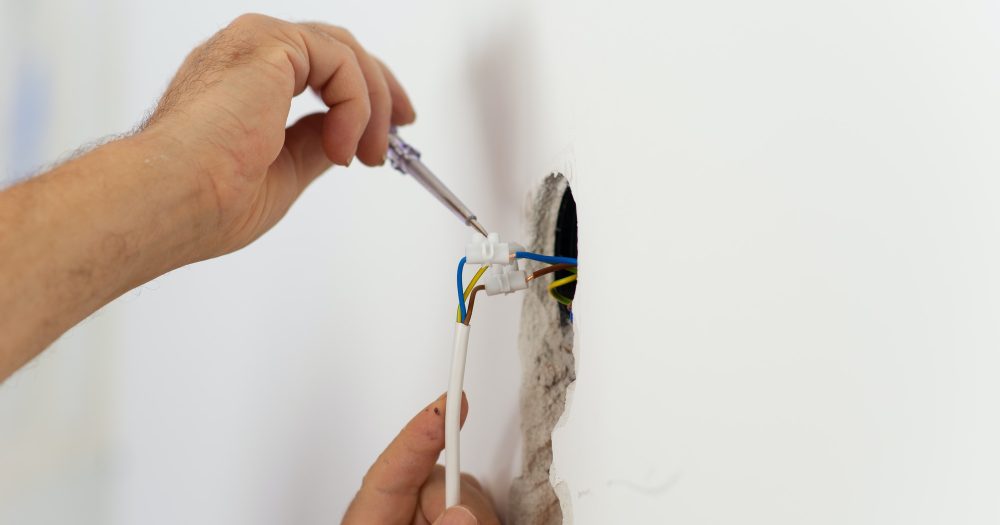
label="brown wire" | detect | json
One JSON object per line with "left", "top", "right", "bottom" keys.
{"left": 463, "top": 285, "right": 487, "bottom": 325}
{"left": 526, "top": 263, "right": 575, "bottom": 282}
{"left": 466, "top": 264, "right": 577, "bottom": 325}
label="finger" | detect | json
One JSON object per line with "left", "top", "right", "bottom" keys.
{"left": 279, "top": 20, "right": 371, "bottom": 165}
{"left": 302, "top": 24, "right": 392, "bottom": 166}
{"left": 419, "top": 468, "right": 499, "bottom": 525}
{"left": 375, "top": 57, "right": 417, "bottom": 125}
{"left": 461, "top": 472, "right": 484, "bottom": 493}
{"left": 306, "top": 24, "right": 416, "bottom": 128}
{"left": 276, "top": 112, "right": 332, "bottom": 190}
{"left": 342, "top": 392, "right": 469, "bottom": 525}
{"left": 432, "top": 506, "right": 479, "bottom": 525}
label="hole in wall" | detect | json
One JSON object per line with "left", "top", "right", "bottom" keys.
{"left": 510, "top": 173, "right": 576, "bottom": 525}
{"left": 552, "top": 187, "right": 577, "bottom": 322}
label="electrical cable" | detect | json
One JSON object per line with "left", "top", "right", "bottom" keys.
{"left": 456, "top": 265, "right": 489, "bottom": 322}
{"left": 468, "top": 264, "right": 577, "bottom": 324}
{"left": 462, "top": 285, "right": 487, "bottom": 325}
{"left": 456, "top": 257, "right": 468, "bottom": 321}
{"left": 548, "top": 271, "right": 578, "bottom": 306}
{"left": 515, "top": 251, "right": 579, "bottom": 266}
{"left": 526, "top": 263, "right": 575, "bottom": 282}
{"left": 446, "top": 247, "right": 581, "bottom": 510}
{"left": 445, "top": 322, "right": 471, "bottom": 508}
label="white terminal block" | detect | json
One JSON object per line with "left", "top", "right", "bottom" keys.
{"left": 466, "top": 232, "right": 528, "bottom": 295}
{"left": 466, "top": 232, "right": 511, "bottom": 265}
{"left": 484, "top": 265, "right": 528, "bottom": 296}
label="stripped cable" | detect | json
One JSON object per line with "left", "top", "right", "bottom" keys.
{"left": 446, "top": 247, "right": 579, "bottom": 509}
{"left": 456, "top": 265, "right": 489, "bottom": 322}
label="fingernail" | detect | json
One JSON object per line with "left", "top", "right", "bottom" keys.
{"left": 438, "top": 506, "right": 478, "bottom": 525}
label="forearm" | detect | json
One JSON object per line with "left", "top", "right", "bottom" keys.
{"left": 0, "top": 130, "right": 212, "bottom": 380}
{"left": 0, "top": 14, "right": 416, "bottom": 382}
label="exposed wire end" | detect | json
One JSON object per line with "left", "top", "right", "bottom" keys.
{"left": 460, "top": 242, "right": 581, "bottom": 323}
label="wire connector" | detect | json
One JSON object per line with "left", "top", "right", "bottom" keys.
{"left": 465, "top": 232, "right": 529, "bottom": 296}
{"left": 484, "top": 265, "right": 528, "bottom": 296}
{"left": 466, "top": 233, "right": 512, "bottom": 265}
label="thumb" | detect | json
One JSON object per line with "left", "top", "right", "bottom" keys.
{"left": 342, "top": 392, "right": 469, "bottom": 524}
{"left": 433, "top": 506, "right": 479, "bottom": 525}
{"left": 275, "top": 112, "right": 334, "bottom": 192}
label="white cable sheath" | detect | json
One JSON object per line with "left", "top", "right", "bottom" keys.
{"left": 445, "top": 322, "right": 471, "bottom": 508}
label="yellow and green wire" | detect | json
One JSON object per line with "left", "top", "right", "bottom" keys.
{"left": 547, "top": 268, "right": 577, "bottom": 306}
{"left": 457, "top": 251, "right": 579, "bottom": 323}
{"left": 456, "top": 264, "right": 489, "bottom": 322}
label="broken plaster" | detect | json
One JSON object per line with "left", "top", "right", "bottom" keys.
{"left": 509, "top": 174, "right": 575, "bottom": 525}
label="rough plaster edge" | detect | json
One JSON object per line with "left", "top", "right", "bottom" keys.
{"left": 508, "top": 173, "right": 576, "bottom": 525}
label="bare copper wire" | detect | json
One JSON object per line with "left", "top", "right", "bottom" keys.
{"left": 465, "top": 264, "right": 577, "bottom": 325}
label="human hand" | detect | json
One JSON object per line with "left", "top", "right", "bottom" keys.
{"left": 143, "top": 13, "right": 415, "bottom": 260}
{"left": 0, "top": 14, "right": 417, "bottom": 378}
{"left": 342, "top": 393, "right": 500, "bottom": 525}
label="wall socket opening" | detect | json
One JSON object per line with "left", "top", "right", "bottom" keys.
{"left": 552, "top": 187, "right": 578, "bottom": 322}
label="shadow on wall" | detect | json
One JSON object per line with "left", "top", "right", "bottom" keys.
{"left": 462, "top": 7, "right": 547, "bottom": 521}
{"left": 467, "top": 5, "right": 541, "bottom": 215}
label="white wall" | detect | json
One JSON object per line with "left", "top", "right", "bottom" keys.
{"left": 3, "top": 1, "right": 1000, "bottom": 524}
{"left": 543, "top": 1, "right": 1000, "bottom": 523}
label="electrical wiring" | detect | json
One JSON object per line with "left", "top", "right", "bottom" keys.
{"left": 514, "top": 251, "right": 579, "bottom": 266}
{"left": 445, "top": 321, "right": 470, "bottom": 507}
{"left": 462, "top": 285, "right": 487, "bottom": 325}
{"left": 526, "top": 263, "right": 575, "bottom": 282}
{"left": 456, "top": 257, "right": 468, "bottom": 321}
{"left": 446, "top": 241, "right": 580, "bottom": 511}
{"left": 466, "top": 265, "right": 576, "bottom": 325}
{"left": 548, "top": 271, "right": 578, "bottom": 306}
{"left": 456, "top": 265, "right": 489, "bottom": 322}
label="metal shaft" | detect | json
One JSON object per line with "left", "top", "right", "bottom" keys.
{"left": 387, "top": 131, "right": 488, "bottom": 236}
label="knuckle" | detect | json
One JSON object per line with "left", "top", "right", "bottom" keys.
{"left": 335, "top": 26, "right": 359, "bottom": 44}
{"left": 334, "top": 38, "right": 359, "bottom": 61}
{"left": 230, "top": 13, "right": 272, "bottom": 30}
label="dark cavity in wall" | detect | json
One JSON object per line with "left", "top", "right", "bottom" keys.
{"left": 553, "top": 187, "right": 578, "bottom": 322}
{"left": 509, "top": 174, "right": 576, "bottom": 525}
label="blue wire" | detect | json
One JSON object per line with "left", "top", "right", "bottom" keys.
{"left": 514, "top": 251, "right": 579, "bottom": 266}
{"left": 456, "top": 256, "right": 468, "bottom": 322}
{"left": 458, "top": 252, "right": 575, "bottom": 323}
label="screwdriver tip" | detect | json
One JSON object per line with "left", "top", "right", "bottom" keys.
{"left": 469, "top": 218, "right": 488, "bottom": 237}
